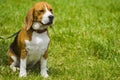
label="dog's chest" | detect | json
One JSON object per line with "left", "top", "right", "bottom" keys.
{"left": 25, "top": 31, "right": 50, "bottom": 64}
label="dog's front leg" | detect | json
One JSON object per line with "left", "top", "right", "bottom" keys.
{"left": 40, "top": 56, "right": 48, "bottom": 78}
{"left": 19, "top": 49, "right": 27, "bottom": 77}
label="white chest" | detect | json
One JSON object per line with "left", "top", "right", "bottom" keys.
{"left": 25, "top": 31, "right": 50, "bottom": 65}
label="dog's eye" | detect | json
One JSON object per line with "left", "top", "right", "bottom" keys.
{"left": 50, "top": 9, "right": 52, "bottom": 12}
{"left": 39, "top": 10, "right": 44, "bottom": 13}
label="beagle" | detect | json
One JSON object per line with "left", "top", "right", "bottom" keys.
{"left": 7, "top": 2, "right": 54, "bottom": 78}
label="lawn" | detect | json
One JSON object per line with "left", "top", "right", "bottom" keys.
{"left": 0, "top": 0, "right": 120, "bottom": 80}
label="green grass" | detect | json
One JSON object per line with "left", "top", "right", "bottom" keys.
{"left": 0, "top": 0, "right": 120, "bottom": 80}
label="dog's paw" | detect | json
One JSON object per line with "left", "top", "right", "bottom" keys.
{"left": 41, "top": 70, "right": 49, "bottom": 78}
{"left": 19, "top": 70, "right": 27, "bottom": 77}
{"left": 10, "top": 66, "right": 19, "bottom": 72}
{"left": 12, "top": 67, "right": 17, "bottom": 72}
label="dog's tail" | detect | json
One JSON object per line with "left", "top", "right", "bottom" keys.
{"left": 0, "top": 30, "right": 20, "bottom": 40}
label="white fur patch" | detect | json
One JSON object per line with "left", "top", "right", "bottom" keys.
{"left": 25, "top": 31, "right": 50, "bottom": 66}
{"left": 10, "top": 56, "right": 19, "bottom": 72}
{"left": 32, "top": 22, "right": 48, "bottom": 30}
{"left": 41, "top": 57, "right": 48, "bottom": 78}
{"left": 32, "top": 22, "right": 42, "bottom": 30}
{"left": 19, "top": 58, "right": 27, "bottom": 77}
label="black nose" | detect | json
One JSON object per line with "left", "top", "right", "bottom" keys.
{"left": 48, "top": 15, "right": 54, "bottom": 21}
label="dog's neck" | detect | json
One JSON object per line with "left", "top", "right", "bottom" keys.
{"left": 32, "top": 28, "right": 47, "bottom": 33}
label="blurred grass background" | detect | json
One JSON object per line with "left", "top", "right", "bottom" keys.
{"left": 0, "top": 0, "right": 120, "bottom": 80}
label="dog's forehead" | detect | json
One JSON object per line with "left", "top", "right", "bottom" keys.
{"left": 33, "top": 2, "right": 52, "bottom": 10}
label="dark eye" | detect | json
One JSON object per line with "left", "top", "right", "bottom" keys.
{"left": 39, "top": 10, "right": 44, "bottom": 13}
{"left": 50, "top": 9, "right": 53, "bottom": 12}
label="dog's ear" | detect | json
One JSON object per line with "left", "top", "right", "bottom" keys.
{"left": 24, "top": 8, "right": 33, "bottom": 31}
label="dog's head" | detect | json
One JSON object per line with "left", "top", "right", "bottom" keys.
{"left": 24, "top": 2, "right": 54, "bottom": 30}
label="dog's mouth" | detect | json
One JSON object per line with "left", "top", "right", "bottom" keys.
{"left": 32, "top": 21, "right": 53, "bottom": 31}
{"left": 32, "top": 16, "right": 54, "bottom": 30}
{"left": 40, "top": 15, "right": 54, "bottom": 26}
{"left": 40, "top": 21, "right": 53, "bottom": 26}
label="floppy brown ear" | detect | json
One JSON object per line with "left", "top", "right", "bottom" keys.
{"left": 24, "top": 8, "right": 33, "bottom": 30}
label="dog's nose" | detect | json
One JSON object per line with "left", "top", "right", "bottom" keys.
{"left": 48, "top": 15, "right": 54, "bottom": 21}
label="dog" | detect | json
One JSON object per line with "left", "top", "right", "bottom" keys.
{"left": 7, "top": 2, "right": 54, "bottom": 78}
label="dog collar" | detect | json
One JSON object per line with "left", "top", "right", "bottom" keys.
{"left": 32, "top": 28, "right": 47, "bottom": 33}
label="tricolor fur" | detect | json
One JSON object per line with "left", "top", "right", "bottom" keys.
{"left": 7, "top": 2, "right": 54, "bottom": 78}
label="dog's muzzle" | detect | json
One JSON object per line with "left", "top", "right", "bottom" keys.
{"left": 47, "top": 15, "right": 54, "bottom": 25}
